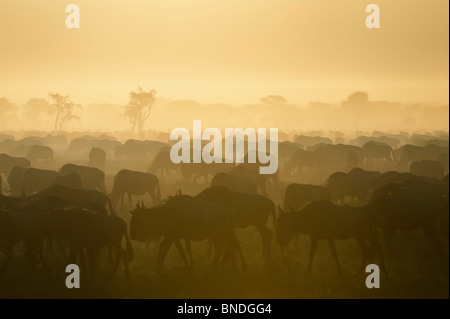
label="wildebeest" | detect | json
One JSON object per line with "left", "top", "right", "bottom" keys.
{"left": 410, "top": 160, "right": 445, "bottom": 179}
{"left": 68, "top": 136, "right": 121, "bottom": 153}
{"left": 129, "top": 196, "right": 245, "bottom": 271}
{"left": 52, "top": 172, "right": 83, "bottom": 189}
{"left": 148, "top": 150, "right": 179, "bottom": 178}
{"left": 36, "top": 184, "right": 115, "bottom": 215}
{"left": 89, "top": 147, "right": 106, "bottom": 171}
{"left": 294, "top": 135, "right": 333, "bottom": 148}
{"left": 369, "top": 194, "right": 442, "bottom": 255}
{"left": 59, "top": 163, "right": 106, "bottom": 192}
{"left": 277, "top": 202, "right": 384, "bottom": 274}
{"left": 326, "top": 168, "right": 381, "bottom": 204}
{"left": 229, "top": 165, "right": 267, "bottom": 196}
{"left": 0, "top": 154, "right": 31, "bottom": 178}
{"left": 210, "top": 172, "right": 258, "bottom": 195}
{"left": 44, "top": 134, "right": 68, "bottom": 150}
{"left": 6, "top": 166, "right": 27, "bottom": 197}
{"left": 0, "top": 208, "right": 49, "bottom": 273}
{"left": 395, "top": 144, "right": 449, "bottom": 168}
{"left": 22, "top": 168, "right": 59, "bottom": 196}
{"left": 360, "top": 141, "right": 393, "bottom": 165}
{"left": 314, "top": 144, "right": 361, "bottom": 171}
{"left": 45, "top": 208, "right": 133, "bottom": 278}
{"left": 25, "top": 145, "right": 54, "bottom": 163}
{"left": 110, "top": 169, "right": 161, "bottom": 209}
{"left": 195, "top": 186, "right": 276, "bottom": 260}
{"left": 283, "top": 183, "right": 330, "bottom": 211}
{"left": 285, "top": 149, "right": 327, "bottom": 175}
{"left": 115, "top": 139, "right": 168, "bottom": 159}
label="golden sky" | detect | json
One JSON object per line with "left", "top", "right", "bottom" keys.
{"left": 0, "top": 0, "right": 448, "bottom": 105}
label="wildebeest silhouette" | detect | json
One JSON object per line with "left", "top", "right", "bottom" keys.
{"left": 129, "top": 196, "right": 245, "bottom": 271}
{"left": 278, "top": 141, "right": 304, "bottom": 167}
{"left": 229, "top": 165, "right": 267, "bottom": 196}
{"left": 360, "top": 141, "right": 393, "bottom": 165}
{"left": 326, "top": 168, "right": 381, "bottom": 204}
{"left": 0, "top": 153, "right": 31, "bottom": 178}
{"left": 313, "top": 144, "right": 361, "bottom": 171}
{"left": 45, "top": 208, "right": 133, "bottom": 278}
{"left": 147, "top": 149, "right": 179, "bottom": 178}
{"left": 110, "top": 169, "right": 161, "bottom": 209}
{"left": 210, "top": 172, "right": 258, "bottom": 194}
{"left": 394, "top": 144, "right": 449, "bottom": 168}
{"left": 26, "top": 145, "right": 54, "bottom": 163}
{"left": 52, "top": 172, "right": 83, "bottom": 189}
{"left": 370, "top": 194, "right": 442, "bottom": 256}
{"left": 89, "top": 147, "right": 106, "bottom": 171}
{"left": 294, "top": 135, "right": 333, "bottom": 148}
{"left": 195, "top": 186, "right": 276, "bottom": 261}
{"left": 6, "top": 166, "right": 27, "bottom": 197}
{"left": 36, "top": 184, "right": 115, "bottom": 215}
{"left": 277, "top": 202, "right": 384, "bottom": 274}
{"left": 283, "top": 183, "right": 330, "bottom": 211}
{"left": 69, "top": 136, "right": 121, "bottom": 153}
{"left": 0, "top": 208, "right": 49, "bottom": 274}
{"left": 410, "top": 160, "right": 445, "bottom": 179}
{"left": 351, "top": 135, "right": 400, "bottom": 149}
{"left": 22, "top": 168, "right": 59, "bottom": 196}
{"left": 285, "top": 149, "right": 327, "bottom": 175}
{"left": 59, "top": 163, "right": 106, "bottom": 192}
{"left": 115, "top": 139, "right": 168, "bottom": 159}
{"left": 44, "top": 134, "right": 68, "bottom": 150}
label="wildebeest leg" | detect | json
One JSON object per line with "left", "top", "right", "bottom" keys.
{"left": 155, "top": 238, "right": 172, "bottom": 271}
{"left": 107, "top": 245, "right": 115, "bottom": 266}
{"left": 256, "top": 225, "right": 272, "bottom": 261}
{"left": 355, "top": 238, "right": 368, "bottom": 274}
{"left": 306, "top": 237, "right": 318, "bottom": 273}
{"left": 127, "top": 193, "right": 132, "bottom": 207}
{"left": 112, "top": 245, "right": 129, "bottom": 279}
{"left": 232, "top": 239, "right": 247, "bottom": 270}
{"left": 326, "top": 239, "right": 343, "bottom": 273}
{"left": 88, "top": 247, "right": 97, "bottom": 276}
{"left": 173, "top": 240, "right": 189, "bottom": 268}
{"left": 184, "top": 240, "right": 194, "bottom": 267}
{"left": 148, "top": 191, "right": 157, "bottom": 207}
{"left": 210, "top": 241, "right": 223, "bottom": 270}
{"left": 79, "top": 246, "right": 87, "bottom": 276}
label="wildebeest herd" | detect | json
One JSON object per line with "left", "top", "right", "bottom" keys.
{"left": 0, "top": 131, "right": 448, "bottom": 298}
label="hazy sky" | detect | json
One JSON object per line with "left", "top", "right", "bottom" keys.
{"left": 0, "top": 0, "right": 448, "bottom": 106}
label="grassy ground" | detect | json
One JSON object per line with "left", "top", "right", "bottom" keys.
{"left": 0, "top": 223, "right": 448, "bottom": 299}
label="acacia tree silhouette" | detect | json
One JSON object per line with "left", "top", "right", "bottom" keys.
{"left": 49, "top": 93, "right": 81, "bottom": 131}
{"left": 124, "top": 87, "right": 156, "bottom": 138}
